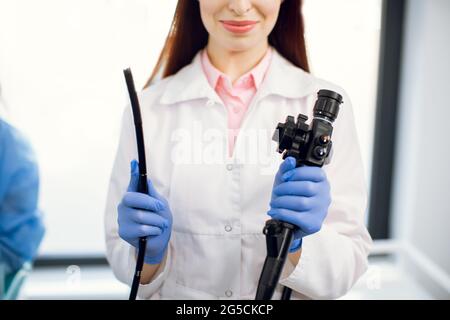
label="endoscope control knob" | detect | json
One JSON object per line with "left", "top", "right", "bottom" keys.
{"left": 313, "top": 146, "right": 327, "bottom": 159}
{"left": 319, "top": 134, "right": 331, "bottom": 145}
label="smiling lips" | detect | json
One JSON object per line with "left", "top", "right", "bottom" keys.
{"left": 220, "top": 20, "right": 258, "bottom": 34}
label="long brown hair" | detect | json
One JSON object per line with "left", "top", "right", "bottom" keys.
{"left": 144, "top": 0, "right": 309, "bottom": 88}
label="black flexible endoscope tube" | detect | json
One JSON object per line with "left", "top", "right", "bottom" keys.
{"left": 123, "top": 68, "right": 148, "bottom": 300}
{"left": 255, "top": 223, "right": 294, "bottom": 300}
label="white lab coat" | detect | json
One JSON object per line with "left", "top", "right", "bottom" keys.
{"left": 104, "top": 49, "right": 372, "bottom": 300}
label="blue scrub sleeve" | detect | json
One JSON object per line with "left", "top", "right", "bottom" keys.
{"left": 0, "top": 120, "right": 45, "bottom": 274}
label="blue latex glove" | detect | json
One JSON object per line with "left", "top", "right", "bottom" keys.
{"left": 267, "top": 157, "right": 331, "bottom": 253}
{"left": 118, "top": 160, "right": 172, "bottom": 264}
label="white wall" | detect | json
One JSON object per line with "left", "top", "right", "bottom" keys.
{"left": 391, "top": 0, "right": 450, "bottom": 298}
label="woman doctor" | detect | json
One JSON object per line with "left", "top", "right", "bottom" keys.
{"left": 105, "top": 0, "right": 372, "bottom": 300}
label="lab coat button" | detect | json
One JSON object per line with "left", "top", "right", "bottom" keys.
{"left": 226, "top": 164, "right": 234, "bottom": 171}
{"left": 225, "top": 225, "right": 232, "bottom": 232}
{"left": 225, "top": 290, "right": 233, "bottom": 297}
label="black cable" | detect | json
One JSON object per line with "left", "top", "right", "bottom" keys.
{"left": 281, "top": 286, "right": 292, "bottom": 300}
{"left": 129, "top": 238, "right": 147, "bottom": 300}
{"left": 123, "top": 68, "right": 148, "bottom": 300}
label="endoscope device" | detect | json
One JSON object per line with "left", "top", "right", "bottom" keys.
{"left": 255, "top": 89, "right": 343, "bottom": 300}
{"left": 123, "top": 68, "right": 148, "bottom": 300}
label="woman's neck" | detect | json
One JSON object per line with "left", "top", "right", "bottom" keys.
{"left": 205, "top": 39, "right": 270, "bottom": 84}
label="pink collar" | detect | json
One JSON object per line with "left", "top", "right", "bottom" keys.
{"left": 201, "top": 47, "right": 273, "bottom": 91}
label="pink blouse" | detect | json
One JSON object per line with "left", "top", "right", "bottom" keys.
{"left": 200, "top": 47, "right": 273, "bottom": 157}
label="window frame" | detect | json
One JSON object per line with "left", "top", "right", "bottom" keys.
{"left": 368, "top": 0, "right": 406, "bottom": 240}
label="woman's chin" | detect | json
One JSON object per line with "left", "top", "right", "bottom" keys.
{"left": 220, "top": 38, "right": 262, "bottom": 53}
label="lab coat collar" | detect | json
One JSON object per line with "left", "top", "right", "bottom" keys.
{"left": 159, "top": 48, "right": 316, "bottom": 105}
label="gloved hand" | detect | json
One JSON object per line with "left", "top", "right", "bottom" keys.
{"left": 118, "top": 160, "right": 173, "bottom": 264}
{"left": 267, "top": 157, "right": 331, "bottom": 252}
